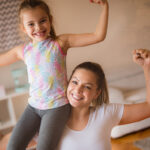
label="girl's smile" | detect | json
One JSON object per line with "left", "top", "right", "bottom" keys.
{"left": 20, "top": 6, "right": 51, "bottom": 42}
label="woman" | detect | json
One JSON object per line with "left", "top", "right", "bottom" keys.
{"left": 57, "top": 49, "right": 150, "bottom": 150}
{"left": 1, "top": 49, "right": 149, "bottom": 149}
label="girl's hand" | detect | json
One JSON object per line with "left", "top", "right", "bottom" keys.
{"left": 90, "top": 0, "right": 107, "bottom": 6}
{"left": 133, "top": 49, "right": 150, "bottom": 69}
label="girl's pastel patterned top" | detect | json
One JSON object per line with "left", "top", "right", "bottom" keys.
{"left": 23, "top": 38, "right": 68, "bottom": 110}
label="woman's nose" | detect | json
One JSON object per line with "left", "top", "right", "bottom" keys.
{"left": 74, "top": 85, "right": 83, "bottom": 94}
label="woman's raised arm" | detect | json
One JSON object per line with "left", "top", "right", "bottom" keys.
{"left": 119, "top": 49, "right": 150, "bottom": 125}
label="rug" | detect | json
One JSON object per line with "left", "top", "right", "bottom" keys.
{"left": 134, "top": 137, "right": 150, "bottom": 150}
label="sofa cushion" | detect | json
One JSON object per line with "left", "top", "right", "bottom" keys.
{"left": 108, "top": 87, "right": 125, "bottom": 103}
{"left": 111, "top": 87, "right": 150, "bottom": 138}
{"left": 125, "top": 88, "right": 146, "bottom": 103}
{"left": 111, "top": 118, "right": 150, "bottom": 138}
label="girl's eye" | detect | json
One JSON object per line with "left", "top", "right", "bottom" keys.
{"left": 40, "top": 19, "right": 46, "bottom": 24}
{"left": 28, "top": 23, "right": 34, "bottom": 27}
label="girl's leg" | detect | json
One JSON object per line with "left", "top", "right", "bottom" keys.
{"left": 36, "top": 104, "right": 70, "bottom": 150}
{"left": 7, "top": 105, "right": 41, "bottom": 150}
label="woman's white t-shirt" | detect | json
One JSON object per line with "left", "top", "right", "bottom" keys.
{"left": 57, "top": 103, "right": 124, "bottom": 150}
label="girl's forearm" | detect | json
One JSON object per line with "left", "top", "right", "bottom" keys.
{"left": 0, "top": 52, "right": 16, "bottom": 67}
{"left": 94, "top": 2, "right": 109, "bottom": 41}
{"left": 0, "top": 46, "right": 23, "bottom": 67}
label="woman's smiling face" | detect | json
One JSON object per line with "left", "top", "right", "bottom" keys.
{"left": 67, "top": 68, "right": 101, "bottom": 108}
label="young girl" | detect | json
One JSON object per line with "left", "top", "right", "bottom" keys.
{"left": 0, "top": 0, "right": 109, "bottom": 149}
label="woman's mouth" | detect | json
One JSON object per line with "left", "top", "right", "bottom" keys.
{"left": 71, "top": 93, "right": 83, "bottom": 101}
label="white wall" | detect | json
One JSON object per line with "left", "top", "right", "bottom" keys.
{"left": 0, "top": 0, "right": 150, "bottom": 90}
{"left": 45, "top": 0, "right": 150, "bottom": 90}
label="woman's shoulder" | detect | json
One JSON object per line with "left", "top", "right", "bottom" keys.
{"left": 94, "top": 103, "right": 124, "bottom": 116}
{"left": 91, "top": 103, "right": 124, "bottom": 125}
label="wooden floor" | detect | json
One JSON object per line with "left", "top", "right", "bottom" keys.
{"left": 1, "top": 127, "right": 150, "bottom": 150}
{"left": 0, "top": 132, "right": 36, "bottom": 150}
{"left": 111, "top": 127, "right": 150, "bottom": 150}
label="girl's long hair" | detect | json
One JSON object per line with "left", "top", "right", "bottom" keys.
{"left": 19, "top": 0, "right": 57, "bottom": 40}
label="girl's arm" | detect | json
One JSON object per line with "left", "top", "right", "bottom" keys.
{"left": 119, "top": 49, "right": 150, "bottom": 125}
{"left": 0, "top": 45, "right": 24, "bottom": 67}
{"left": 58, "top": 0, "right": 109, "bottom": 53}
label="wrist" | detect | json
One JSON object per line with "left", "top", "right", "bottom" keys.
{"left": 102, "top": 1, "right": 109, "bottom": 9}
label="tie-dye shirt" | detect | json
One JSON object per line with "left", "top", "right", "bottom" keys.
{"left": 23, "top": 38, "right": 68, "bottom": 110}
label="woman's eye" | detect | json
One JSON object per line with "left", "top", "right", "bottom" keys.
{"left": 72, "top": 80, "right": 78, "bottom": 85}
{"left": 85, "top": 86, "right": 91, "bottom": 90}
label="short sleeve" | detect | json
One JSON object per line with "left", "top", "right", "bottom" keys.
{"left": 109, "top": 103, "right": 124, "bottom": 126}
{"left": 96, "top": 103, "right": 124, "bottom": 127}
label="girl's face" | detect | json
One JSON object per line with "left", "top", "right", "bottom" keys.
{"left": 67, "top": 68, "right": 101, "bottom": 108}
{"left": 20, "top": 6, "right": 51, "bottom": 42}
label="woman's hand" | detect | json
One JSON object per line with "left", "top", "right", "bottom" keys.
{"left": 90, "top": 0, "right": 108, "bottom": 6}
{"left": 133, "top": 49, "right": 150, "bottom": 70}
{"left": 119, "top": 49, "right": 150, "bottom": 125}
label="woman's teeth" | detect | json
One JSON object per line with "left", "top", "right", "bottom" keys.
{"left": 72, "top": 94, "right": 83, "bottom": 101}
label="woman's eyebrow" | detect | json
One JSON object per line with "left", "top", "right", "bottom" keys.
{"left": 85, "top": 83, "right": 94, "bottom": 86}
{"left": 72, "top": 76, "right": 94, "bottom": 86}
{"left": 71, "top": 76, "right": 79, "bottom": 80}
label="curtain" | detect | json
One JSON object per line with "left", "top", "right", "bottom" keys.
{"left": 0, "top": 0, "right": 23, "bottom": 52}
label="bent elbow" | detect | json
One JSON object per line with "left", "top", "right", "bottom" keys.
{"left": 100, "top": 35, "right": 106, "bottom": 42}
{"left": 94, "top": 32, "right": 107, "bottom": 43}
{"left": 96, "top": 35, "right": 106, "bottom": 43}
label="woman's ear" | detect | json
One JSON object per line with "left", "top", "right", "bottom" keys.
{"left": 95, "top": 89, "right": 101, "bottom": 99}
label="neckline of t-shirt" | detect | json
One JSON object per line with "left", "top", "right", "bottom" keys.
{"left": 66, "top": 108, "right": 94, "bottom": 133}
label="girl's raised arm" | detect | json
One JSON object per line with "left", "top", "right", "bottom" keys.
{"left": 58, "top": 0, "right": 109, "bottom": 53}
{"left": 119, "top": 49, "right": 150, "bottom": 125}
{"left": 0, "top": 45, "right": 24, "bottom": 67}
